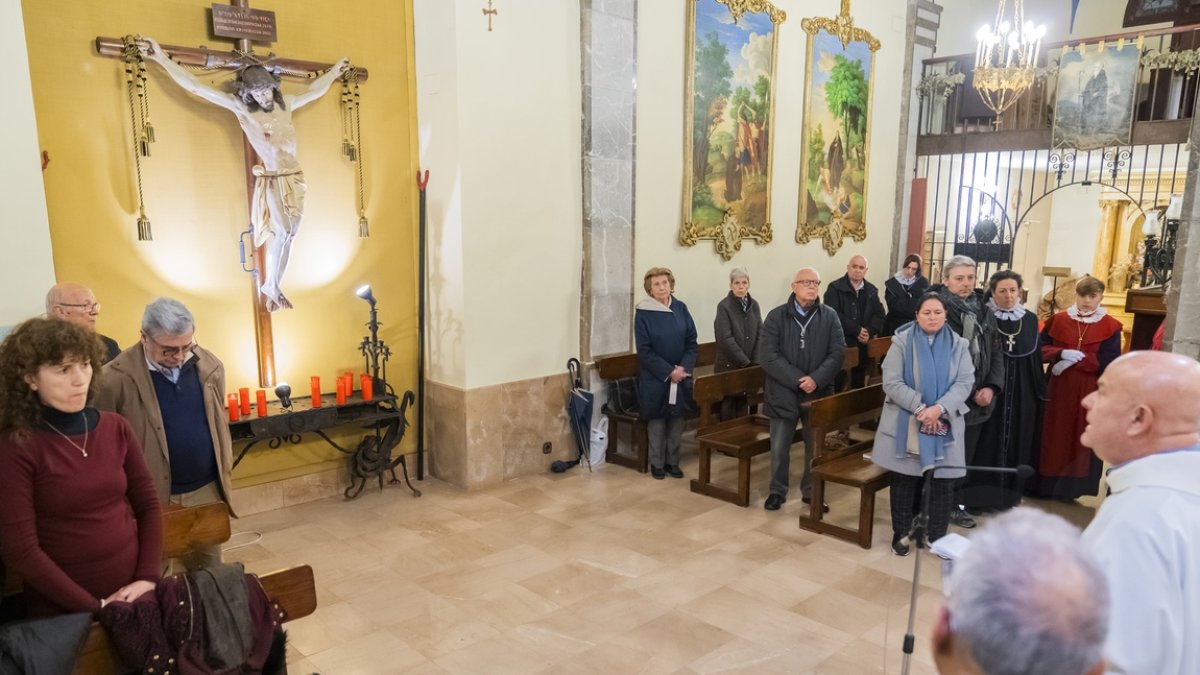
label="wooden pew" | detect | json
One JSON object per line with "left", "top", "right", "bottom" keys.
{"left": 863, "top": 336, "right": 892, "bottom": 387}
{"left": 798, "top": 385, "right": 890, "bottom": 549}
{"left": 689, "top": 366, "right": 776, "bottom": 506}
{"left": 596, "top": 342, "right": 717, "bottom": 473}
{"left": 70, "top": 503, "right": 317, "bottom": 675}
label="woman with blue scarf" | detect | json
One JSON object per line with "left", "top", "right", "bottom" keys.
{"left": 873, "top": 293, "right": 976, "bottom": 556}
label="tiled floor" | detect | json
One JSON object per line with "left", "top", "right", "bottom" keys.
{"left": 228, "top": 441, "right": 1096, "bottom": 675}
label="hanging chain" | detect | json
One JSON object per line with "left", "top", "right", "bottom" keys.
{"left": 122, "top": 36, "right": 153, "bottom": 241}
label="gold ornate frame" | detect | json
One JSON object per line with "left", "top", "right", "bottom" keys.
{"left": 680, "top": 0, "right": 786, "bottom": 260}
{"left": 795, "top": 0, "right": 880, "bottom": 256}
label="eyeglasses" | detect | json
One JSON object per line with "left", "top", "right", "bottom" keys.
{"left": 58, "top": 302, "right": 101, "bottom": 312}
{"left": 792, "top": 279, "right": 821, "bottom": 288}
{"left": 146, "top": 335, "right": 197, "bottom": 359}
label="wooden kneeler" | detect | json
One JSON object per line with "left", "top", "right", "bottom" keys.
{"left": 799, "top": 385, "right": 890, "bottom": 549}
{"left": 71, "top": 503, "right": 317, "bottom": 675}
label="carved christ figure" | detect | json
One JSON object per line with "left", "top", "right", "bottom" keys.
{"left": 142, "top": 37, "right": 350, "bottom": 311}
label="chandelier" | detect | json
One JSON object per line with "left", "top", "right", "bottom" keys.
{"left": 973, "top": 0, "right": 1045, "bottom": 124}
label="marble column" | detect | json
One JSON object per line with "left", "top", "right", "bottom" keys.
{"left": 1166, "top": 127, "right": 1200, "bottom": 358}
{"left": 890, "top": 0, "right": 942, "bottom": 268}
{"left": 580, "top": 0, "right": 636, "bottom": 364}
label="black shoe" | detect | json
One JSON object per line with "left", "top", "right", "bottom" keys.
{"left": 764, "top": 493, "right": 786, "bottom": 510}
{"left": 801, "top": 496, "right": 830, "bottom": 513}
{"left": 891, "top": 535, "right": 911, "bottom": 557}
{"left": 950, "top": 509, "right": 977, "bottom": 529}
{"left": 650, "top": 465, "right": 666, "bottom": 480}
{"left": 665, "top": 464, "right": 684, "bottom": 479}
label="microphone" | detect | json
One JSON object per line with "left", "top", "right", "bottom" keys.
{"left": 932, "top": 464, "right": 1034, "bottom": 480}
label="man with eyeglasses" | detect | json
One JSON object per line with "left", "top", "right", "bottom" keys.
{"left": 95, "top": 298, "right": 233, "bottom": 571}
{"left": 759, "top": 268, "right": 845, "bottom": 512}
{"left": 45, "top": 283, "right": 120, "bottom": 362}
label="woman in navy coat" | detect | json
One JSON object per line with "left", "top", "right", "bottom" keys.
{"left": 634, "top": 267, "right": 698, "bottom": 480}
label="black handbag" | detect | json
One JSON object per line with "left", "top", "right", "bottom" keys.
{"left": 605, "top": 377, "right": 640, "bottom": 416}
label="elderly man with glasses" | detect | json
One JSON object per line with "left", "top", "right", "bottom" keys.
{"left": 45, "top": 283, "right": 120, "bottom": 362}
{"left": 95, "top": 298, "right": 234, "bottom": 571}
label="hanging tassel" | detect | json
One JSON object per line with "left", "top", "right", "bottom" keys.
{"left": 139, "top": 135, "right": 151, "bottom": 157}
{"left": 137, "top": 212, "right": 153, "bottom": 241}
{"left": 358, "top": 213, "right": 370, "bottom": 238}
{"left": 348, "top": 143, "right": 358, "bottom": 162}
{"left": 143, "top": 121, "right": 156, "bottom": 144}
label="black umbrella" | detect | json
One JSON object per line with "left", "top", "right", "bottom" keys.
{"left": 554, "top": 358, "right": 593, "bottom": 473}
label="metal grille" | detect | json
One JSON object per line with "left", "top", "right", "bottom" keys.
{"left": 916, "top": 143, "right": 1187, "bottom": 283}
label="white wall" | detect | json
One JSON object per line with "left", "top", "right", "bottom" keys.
{"left": 936, "top": 0, "right": 1165, "bottom": 58}
{"left": 416, "top": 0, "right": 583, "bottom": 389}
{"left": 1045, "top": 184, "right": 1107, "bottom": 280}
{"left": 414, "top": 0, "right": 467, "bottom": 387}
{"left": 0, "top": 0, "right": 54, "bottom": 329}
{"left": 636, "top": 0, "right": 909, "bottom": 340}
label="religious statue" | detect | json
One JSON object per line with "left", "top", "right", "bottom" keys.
{"left": 141, "top": 37, "right": 350, "bottom": 311}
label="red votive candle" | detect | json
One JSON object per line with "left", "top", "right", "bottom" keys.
{"left": 310, "top": 376, "right": 322, "bottom": 407}
{"left": 227, "top": 393, "right": 240, "bottom": 422}
{"left": 336, "top": 377, "right": 347, "bottom": 406}
{"left": 239, "top": 387, "right": 251, "bottom": 416}
{"left": 256, "top": 389, "right": 268, "bottom": 417}
{"left": 344, "top": 372, "right": 354, "bottom": 394}
{"left": 361, "top": 374, "right": 373, "bottom": 401}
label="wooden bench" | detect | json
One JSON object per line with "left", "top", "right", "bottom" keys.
{"left": 863, "top": 336, "right": 892, "bottom": 387}
{"left": 685, "top": 345, "right": 864, "bottom": 506}
{"left": 799, "top": 385, "right": 890, "bottom": 548}
{"left": 70, "top": 503, "right": 317, "bottom": 674}
{"left": 688, "top": 366, "right": 779, "bottom": 506}
{"left": 597, "top": 342, "right": 716, "bottom": 473}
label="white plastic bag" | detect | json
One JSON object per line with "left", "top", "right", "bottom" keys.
{"left": 589, "top": 416, "right": 608, "bottom": 466}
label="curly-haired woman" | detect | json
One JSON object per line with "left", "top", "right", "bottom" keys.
{"left": 0, "top": 318, "right": 162, "bottom": 617}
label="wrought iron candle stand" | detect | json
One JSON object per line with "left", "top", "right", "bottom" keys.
{"left": 1142, "top": 214, "right": 1179, "bottom": 288}
{"left": 228, "top": 286, "right": 420, "bottom": 500}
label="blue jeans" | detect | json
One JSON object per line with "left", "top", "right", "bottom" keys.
{"left": 768, "top": 410, "right": 813, "bottom": 499}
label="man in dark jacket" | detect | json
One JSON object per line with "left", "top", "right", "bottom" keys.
{"left": 760, "top": 268, "right": 845, "bottom": 511}
{"left": 824, "top": 255, "right": 884, "bottom": 389}
{"left": 714, "top": 267, "right": 762, "bottom": 419}
{"left": 930, "top": 255, "right": 1005, "bottom": 528}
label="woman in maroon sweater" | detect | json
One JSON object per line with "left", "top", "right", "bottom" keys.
{"left": 0, "top": 318, "right": 162, "bottom": 617}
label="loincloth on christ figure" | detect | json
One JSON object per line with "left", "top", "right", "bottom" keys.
{"left": 251, "top": 166, "right": 307, "bottom": 247}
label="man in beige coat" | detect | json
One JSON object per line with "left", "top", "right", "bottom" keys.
{"left": 94, "top": 298, "right": 233, "bottom": 571}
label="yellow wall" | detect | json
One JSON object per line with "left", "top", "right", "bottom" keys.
{"left": 22, "top": 0, "right": 419, "bottom": 486}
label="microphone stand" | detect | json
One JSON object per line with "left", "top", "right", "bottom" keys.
{"left": 901, "top": 465, "right": 935, "bottom": 675}
{"left": 898, "top": 463, "right": 1031, "bottom": 674}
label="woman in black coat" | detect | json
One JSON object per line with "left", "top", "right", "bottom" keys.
{"left": 882, "top": 254, "right": 930, "bottom": 336}
{"left": 714, "top": 267, "right": 761, "bottom": 419}
{"left": 634, "top": 267, "right": 698, "bottom": 480}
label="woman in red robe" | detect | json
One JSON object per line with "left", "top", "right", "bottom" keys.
{"left": 1033, "top": 277, "right": 1123, "bottom": 500}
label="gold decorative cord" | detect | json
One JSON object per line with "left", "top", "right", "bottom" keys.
{"left": 341, "top": 67, "right": 369, "bottom": 237}
{"left": 122, "top": 36, "right": 153, "bottom": 241}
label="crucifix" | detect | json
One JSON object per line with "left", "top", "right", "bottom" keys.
{"left": 483, "top": 0, "right": 498, "bottom": 31}
{"left": 95, "top": 0, "right": 368, "bottom": 387}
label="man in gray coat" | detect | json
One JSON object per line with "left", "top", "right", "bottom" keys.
{"left": 759, "top": 268, "right": 845, "bottom": 511}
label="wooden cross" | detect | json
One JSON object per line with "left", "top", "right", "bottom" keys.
{"left": 483, "top": 0, "right": 498, "bottom": 31}
{"left": 95, "top": 0, "right": 368, "bottom": 387}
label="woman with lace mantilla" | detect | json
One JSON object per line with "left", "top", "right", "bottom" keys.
{"left": 965, "top": 271, "right": 1046, "bottom": 511}
{"left": 1034, "top": 276, "right": 1123, "bottom": 501}
{"left": 0, "top": 318, "right": 162, "bottom": 617}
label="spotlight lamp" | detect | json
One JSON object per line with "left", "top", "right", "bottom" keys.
{"left": 274, "top": 382, "right": 293, "bottom": 411}
{"left": 356, "top": 284, "right": 376, "bottom": 307}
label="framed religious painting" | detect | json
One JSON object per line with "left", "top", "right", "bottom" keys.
{"left": 679, "top": 0, "right": 786, "bottom": 260}
{"left": 1123, "top": 0, "right": 1200, "bottom": 27}
{"left": 795, "top": 2, "right": 880, "bottom": 256}
{"left": 1052, "top": 44, "right": 1140, "bottom": 151}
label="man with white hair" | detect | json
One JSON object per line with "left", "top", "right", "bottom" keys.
{"left": 1080, "top": 350, "right": 1200, "bottom": 674}
{"left": 45, "top": 283, "right": 120, "bottom": 362}
{"left": 933, "top": 507, "right": 1108, "bottom": 675}
{"left": 95, "top": 298, "right": 234, "bottom": 570}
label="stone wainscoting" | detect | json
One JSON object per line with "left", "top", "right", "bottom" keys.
{"left": 427, "top": 374, "right": 578, "bottom": 490}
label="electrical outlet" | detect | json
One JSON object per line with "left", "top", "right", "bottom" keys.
{"left": 542, "top": 442, "right": 553, "bottom": 454}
